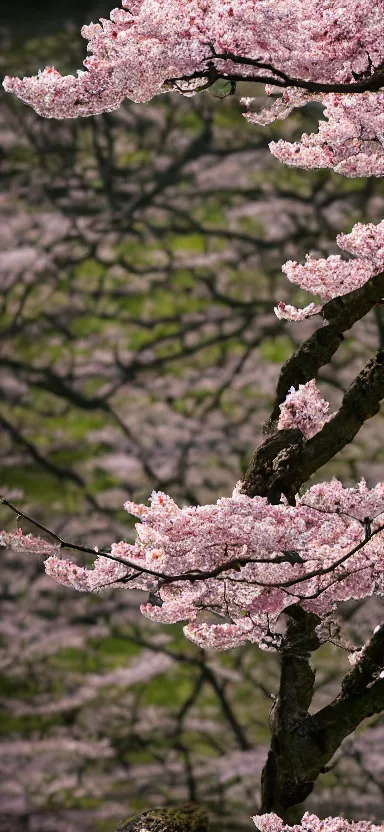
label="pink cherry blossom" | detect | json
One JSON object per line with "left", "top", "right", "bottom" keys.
{"left": 270, "top": 93, "right": 384, "bottom": 179}
{"left": 274, "top": 301, "right": 322, "bottom": 322}
{"left": 278, "top": 380, "right": 331, "bottom": 439}
{"left": 44, "top": 552, "right": 131, "bottom": 592}
{"left": 337, "top": 220, "right": 384, "bottom": 271}
{"left": 282, "top": 255, "right": 374, "bottom": 301}
{"left": 44, "top": 556, "right": 95, "bottom": 591}
{"left": 252, "top": 812, "right": 384, "bottom": 831}
{"left": 3, "top": 4, "right": 384, "bottom": 826}
{"left": 276, "top": 217, "right": 384, "bottom": 314}
{"left": 242, "top": 88, "right": 320, "bottom": 128}
{"left": 3, "top": 1, "right": 384, "bottom": 120}
{"left": 5, "top": 478, "right": 384, "bottom": 651}
{"left": 300, "top": 478, "right": 384, "bottom": 522}
{"left": 0, "top": 528, "right": 60, "bottom": 556}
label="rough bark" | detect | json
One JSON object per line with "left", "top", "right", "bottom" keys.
{"left": 240, "top": 428, "right": 305, "bottom": 504}
{"left": 313, "top": 623, "right": 384, "bottom": 754}
{"left": 240, "top": 272, "right": 384, "bottom": 820}
{"left": 243, "top": 349, "right": 384, "bottom": 502}
{"left": 258, "top": 615, "right": 384, "bottom": 820}
{"left": 266, "top": 270, "right": 384, "bottom": 430}
{"left": 260, "top": 606, "right": 322, "bottom": 819}
{"left": 302, "top": 348, "right": 384, "bottom": 484}
{"left": 115, "top": 804, "right": 209, "bottom": 832}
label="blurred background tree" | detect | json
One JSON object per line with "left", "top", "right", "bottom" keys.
{"left": 1, "top": 5, "right": 384, "bottom": 831}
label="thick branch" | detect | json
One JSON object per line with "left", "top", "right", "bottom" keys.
{"left": 301, "top": 348, "right": 384, "bottom": 485}
{"left": 243, "top": 348, "right": 384, "bottom": 500}
{"left": 170, "top": 53, "right": 384, "bottom": 95}
{"left": 313, "top": 623, "right": 384, "bottom": 755}
{"left": 241, "top": 428, "right": 305, "bottom": 503}
{"left": 260, "top": 606, "right": 322, "bottom": 818}
{"left": 267, "top": 270, "right": 384, "bottom": 429}
{"left": 260, "top": 621, "right": 384, "bottom": 821}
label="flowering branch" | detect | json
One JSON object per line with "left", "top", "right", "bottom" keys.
{"left": 2, "top": 494, "right": 384, "bottom": 616}
{"left": 0, "top": 496, "right": 317, "bottom": 585}
{"left": 4, "top": 0, "right": 384, "bottom": 124}
{"left": 245, "top": 347, "right": 384, "bottom": 503}
{"left": 301, "top": 348, "right": 384, "bottom": 485}
{"left": 266, "top": 269, "right": 384, "bottom": 429}
{"left": 175, "top": 48, "right": 384, "bottom": 95}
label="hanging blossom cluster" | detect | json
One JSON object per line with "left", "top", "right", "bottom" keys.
{"left": 2, "top": 479, "right": 384, "bottom": 651}
{"left": 269, "top": 92, "right": 384, "bottom": 179}
{"left": 242, "top": 88, "right": 319, "bottom": 128}
{"left": 2, "top": 0, "right": 384, "bottom": 118}
{"left": 252, "top": 812, "right": 384, "bottom": 831}
{"left": 274, "top": 301, "right": 322, "bottom": 322}
{"left": 338, "top": 218, "right": 384, "bottom": 268}
{"left": 275, "top": 218, "right": 384, "bottom": 321}
{"left": 0, "top": 528, "right": 60, "bottom": 556}
{"left": 243, "top": 88, "right": 384, "bottom": 179}
{"left": 277, "top": 380, "right": 331, "bottom": 439}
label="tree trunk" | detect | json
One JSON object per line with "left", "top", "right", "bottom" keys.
{"left": 260, "top": 606, "right": 323, "bottom": 820}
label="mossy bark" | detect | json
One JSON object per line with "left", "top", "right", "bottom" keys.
{"left": 115, "top": 804, "right": 209, "bottom": 832}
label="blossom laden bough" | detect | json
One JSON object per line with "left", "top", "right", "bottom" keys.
{"left": 275, "top": 218, "right": 384, "bottom": 319}
{"left": 3, "top": 479, "right": 384, "bottom": 651}
{"left": 270, "top": 93, "right": 384, "bottom": 179}
{"left": 337, "top": 219, "right": 384, "bottom": 269}
{"left": 252, "top": 812, "right": 384, "bottom": 831}
{"left": 3, "top": 0, "right": 384, "bottom": 122}
{"left": 282, "top": 255, "right": 375, "bottom": 301}
{"left": 300, "top": 478, "right": 384, "bottom": 522}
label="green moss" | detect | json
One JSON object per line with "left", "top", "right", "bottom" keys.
{"left": 213, "top": 108, "right": 244, "bottom": 129}
{"left": 0, "top": 468, "right": 82, "bottom": 512}
{"left": 141, "top": 671, "right": 194, "bottom": 707}
{"left": 72, "top": 259, "right": 106, "bottom": 281}
{"left": 44, "top": 412, "right": 106, "bottom": 441}
{"left": 0, "top": 710, "right": 62, "bottom": 737}
{"left": 238, "top": 216, "right": 265, "bottom": 236}
{"left": 168, "top": 233, "right": 206, "bottom": 253}
{"left": 117, "top": 149, "right": 153, "bottom": 166}
{"left": 49, "top": 646, "right": 100, "bottom": 673}
{"left": 172, "top": 270, "right": 196, "bottom": 289}
{"left": 98, "top": 635, "right": 142, "bottom": 664}
{"left": 260, "top": 335, "right": 293, "bottom": 363}
{"left": 117, "top": 804, "right": 209, "bottom": 832}
{"left": 177, "top": 112, "right": 203, "bottom": 131}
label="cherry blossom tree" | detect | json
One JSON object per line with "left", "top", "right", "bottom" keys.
{"left": 3, "top": 2, "right": 384, "bottom": 830}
